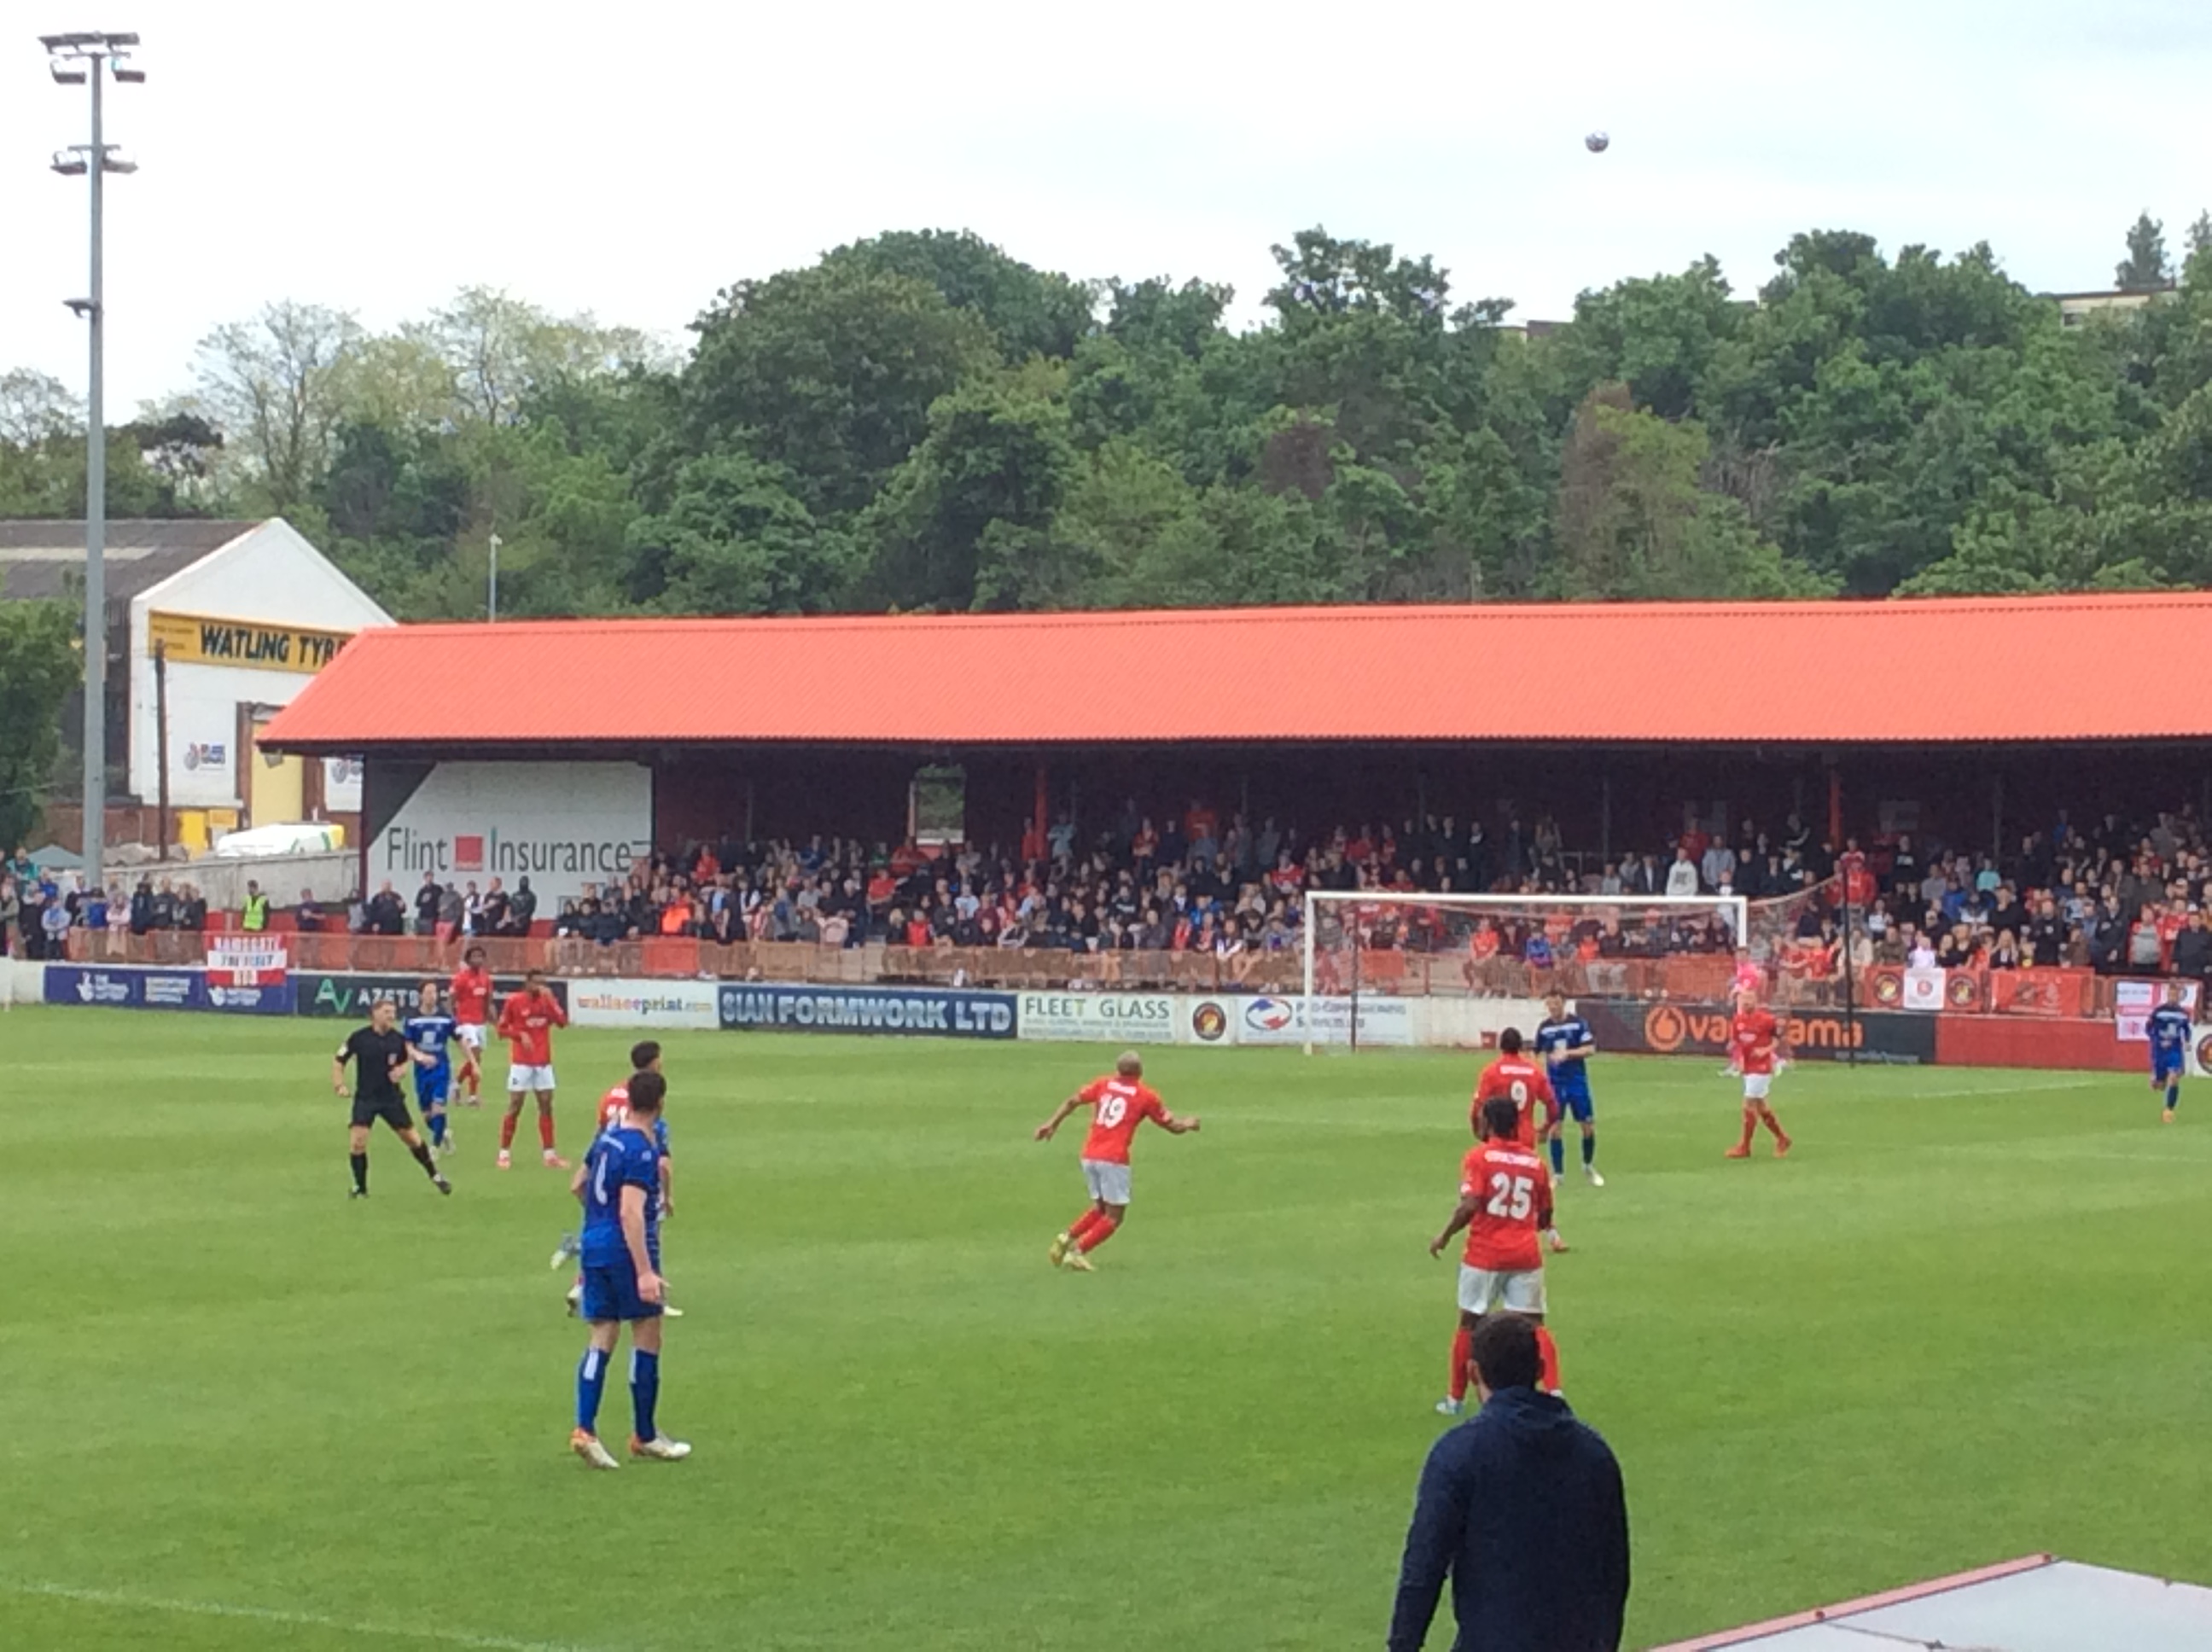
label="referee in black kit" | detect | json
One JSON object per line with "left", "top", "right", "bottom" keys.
{"left": 333, "top": 997, "right": 452, "bottom": 1200}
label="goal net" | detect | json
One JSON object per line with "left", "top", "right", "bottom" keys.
{"left": 1297, "top": 884, "right": 1842, "bottom": 1051}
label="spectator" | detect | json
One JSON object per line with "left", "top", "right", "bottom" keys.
{"left": 2173, "top": 909, "right": 2212, "bottom": 982}
{"left": 241, "top": 880, "right": 271, "bottom": 932}
{"left": 0, "top": 874, "right": 19, "bottom": 957}
{"left": 1388, "top": 1314, "right": 1629, "bottom": 1652}
{"left": 128, "top": 876, "right": 154, "bottom": 935}
{"left": 413, "top": 873, "right": 441, "bottom": 936}
{"left": 1699, "top": 836, "right": 1736, "bottom": 894}
{"left": 178, "top": 882, "right": 208, "bottom": 932}
{"left": 2027, "top": 898, "right": 2065, "bottom": 967}
{"left": 1664, "top": 847, "right": 1699, "bottom": 899}
{"left": 509, "top": 875, "right": 538, "bottom": 934}
{"left": 149, "top": 879, "right": 178, "bottom": 931}
{"left": 297, "top": 889, "right": 324, "bottom": 933}
{"left": 366, "top": 881, "right": 406, "bottom": 937}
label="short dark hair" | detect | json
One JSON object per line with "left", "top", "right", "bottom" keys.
{"left": 464, "top": 945, "right": 486, "bottom": 963}
{"left": 525, "top": 968, "right": 544, "bottom": 983}
{"left": 631, "top": 1040, "right": 661, "bottom": 1071}
{"left": 626, "top": 1070, "right": 667, "bottom": 1114}
{"left": 1469, "top": 1313, "right": 1541, "bottom": 1392}
{"left": 1498, "top": 1027, "right": 1523, "bottom": 1056}
{"left": 1480, "top": 1096, "right": 1519, "bottom": 1141}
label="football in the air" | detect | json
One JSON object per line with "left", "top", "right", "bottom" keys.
{"left": 1585, "top": 131, "right": 1610, "bottom": 154}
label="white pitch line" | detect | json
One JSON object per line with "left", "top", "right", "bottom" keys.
{"left": 0, "top": 1579, "right": 606, "bottom": 1652}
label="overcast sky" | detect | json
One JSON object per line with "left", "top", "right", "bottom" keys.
{"left": 4, "top": 0, "right": 2210, "bottom": 411}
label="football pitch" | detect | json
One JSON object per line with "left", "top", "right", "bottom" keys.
{"left": 3, "top": 1009, "right": 2208, "bottom": 1651}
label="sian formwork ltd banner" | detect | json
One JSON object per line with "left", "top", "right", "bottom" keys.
{"left": 719, "top": 983, "right": 1017, "bottom": 1038}
{"left": 1578, "top": 999, "right": 1936, "bottom": 1065}
{"left": 569, "top": 979, "right": 720, "bottom": 1032}
{"left": 368, "top": 760, "right": 653, "bottom": 910}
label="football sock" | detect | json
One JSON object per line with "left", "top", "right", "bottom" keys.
{"left": 425, "top": 1110, "right": 446, "bottom": 1147}
{"left": 1068, "top": 1209, "right": 1105, "bottom": 1242}
{"left": 408, "top": 1138, "right": 439, "bottom": 1178}
{"left": 1582, "top": 1131, "right": 1597, "bottom": 1167}
{"left": 2165, "top": 1084, "right": 2180, "bottom": 1112}
{"left": 498, "top": 1113, "right": 519, "bottom": 1151}
{"left": 1075, "top": 1215, "right": 1120, "bottom": 1254}
{"left": 349, "top": 1151, "right": 369, "bottom": 1194}
{"left": 1448, "top": 1326, "right": 1473, "bottom": 1403}
{"left": 631, "top": 1349, "right": 661, "bottom": 1442}
{"left": 538, "top": 1112, "right": 558, "bottom": 1153}
{"left": 1760, "top": 1107, "right": 1786, "bottom": 1140}
{"left": 576, "top": 1347, "right": 608, "bottom": 1432}
{"left": 1737, "top": 1108, "right": 1758, "bottom": 1151}
{"left": 1548, "top": 1136, "right": 1566, "bottom": 1177}
{"left": 1536, "top": 1326, "right": 1563, "bottom": 1394}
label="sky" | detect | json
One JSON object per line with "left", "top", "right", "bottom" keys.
{"left": 3, "top": 0, "right": 2210, "bottom": 412}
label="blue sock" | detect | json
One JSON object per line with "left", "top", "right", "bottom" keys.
{"left": 631, "top": 1350, "right": 661, "bottom": 1443}
{"left": 576, "top": 1347, "right": 608, "bottom": 1433}
{"left": 1548, "top": 1135, "right": 1565, "bottom": 1177}
{"left": 1582, "top": 1131, "right": 1597, "bottom": 1166}
{"left": 2166, "top": 1085, "right": 2180, "bottom": 1112}
{"left": 426, "top": 1109, "right": 445, "bottom": 1147}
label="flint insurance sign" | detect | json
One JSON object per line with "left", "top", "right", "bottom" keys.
{"left": 370, "top": 762, "right": 653, "bottom": 908}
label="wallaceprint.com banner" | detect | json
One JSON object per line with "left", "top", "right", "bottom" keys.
{"left": 1579, "top": 999, "right": 1936, "bottom": 1065}
{"left": 292, "top": 973, "right": 567, "bottom": 1019}
{"left": 569, "top": 979, "right": 720, "bottom": 1032}
{"left": 718, "top": 983, "right": 1017, "bottom": 1038}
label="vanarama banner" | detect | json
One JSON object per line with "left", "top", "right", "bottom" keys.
{"left": 1579, "top": 999, "right": 1936, "bottom": 1065}
{"left": 369, "top": 761, "right": 653, "bottom": 909}
{"left": 148, "top": 610, "right": 352, "bottom": 674}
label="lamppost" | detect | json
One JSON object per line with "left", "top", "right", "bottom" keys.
{"left": 43, "top": 29, "right": 142, "bottom": 888}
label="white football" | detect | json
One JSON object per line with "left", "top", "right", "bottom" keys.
{"left": 1585, "top": 131, "right": 1610, "bottom": 154}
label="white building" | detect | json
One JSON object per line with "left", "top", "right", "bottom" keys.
{"left": 0, "top": 518, "right": 392, "bottom": 839}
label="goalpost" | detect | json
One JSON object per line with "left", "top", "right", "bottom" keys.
{"left": 1298, "top": 887, "right": 1829, "bottom": 1054}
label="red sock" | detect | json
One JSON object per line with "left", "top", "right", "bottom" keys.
{"left": 498, "top": 1113, "right": 518, "bottom": 1151}
{"left": 1448, "top": 1326, "right": 1473, "bottom": 1403}
{"left": 1737, "top": 1108, "right": 1758, "bottom": 1151}
{"left": 1761, "top": 1107, "right": 1786, "bottom": 1140}
{"left": 1068, "top": 1209, "right": 1104, "bottom": 1242}
{"left": 538, "top": 1111, "right": 556, "bottom": 1153}
{"left": 1075, "top": 1215, "right": 1120, "bottom": 1254}
{"left": 1536, "top": 1326, "right": 1563, "bottom": 1394}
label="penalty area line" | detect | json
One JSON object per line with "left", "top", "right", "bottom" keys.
{"left": 0, "top": 1579, "right": 606, "bottom": 1651}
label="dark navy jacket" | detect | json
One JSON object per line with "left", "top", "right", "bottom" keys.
{"left": 1388, "top": 1387, "right": 1629, "bottom": 1651}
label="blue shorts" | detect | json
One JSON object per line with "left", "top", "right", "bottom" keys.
{"left": 1551, "top": 1085, "right": 1594, "bottom": 1124}
{"left": 416, "top": 1067, "right": 451, "bottom": 1107}
{"left": 2153, "top": 1057, "right": 2185, "bottom": 1084}
{"left": 579, "top": 1255, "right": 662, "bottom": 1323}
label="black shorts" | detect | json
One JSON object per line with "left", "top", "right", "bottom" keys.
{"left": 351, "top": 1090, "right": 415, "bottom": 1132}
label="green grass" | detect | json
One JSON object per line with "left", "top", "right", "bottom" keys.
{"left": 1, "top": 1009, "right": 2207, "bottom": 1650}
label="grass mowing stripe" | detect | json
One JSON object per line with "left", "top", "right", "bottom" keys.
{"left": 0, "top": 1580, "right": 606, "bottom": 1651}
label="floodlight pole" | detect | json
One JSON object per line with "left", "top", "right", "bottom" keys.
{"left": 45, "top": 30, "right": 143, "bottom": 889}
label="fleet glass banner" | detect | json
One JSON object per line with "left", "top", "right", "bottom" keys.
{"left": 370, "top": 761, "right": 652, "bottom": 909}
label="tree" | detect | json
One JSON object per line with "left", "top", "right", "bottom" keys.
{"left": 827, "top": 230, "right": 1097, "bottom": 362}
{"left": 191, "top": 301, "right": 365, "bottom": 512}
{"left": 1266, "top": 227, "right": 1506, "bottom": 330}
{"left": 681, "top": 265, "right": 996, "bottom": 521}
{"left": 2116, "top": 212, "right": 2171, "bottom": 291}
{"left": 0, "top": 369, "right": 82, "bottom": 445}
{"left": 623, "top": 452, "right": 857, "bottom": 615}
{"left": 2191, "top": 212, "right": 2212, "bottom": 259}
{"left": 0, "top": 602, "right": 81, "bottom": 850}
{"left": 423, "top": 287, "right": 660, "bottom": 428}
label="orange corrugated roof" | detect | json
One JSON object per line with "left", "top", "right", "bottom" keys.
{"left": 259, "top": 595, "right": 2212, "bottom": 751}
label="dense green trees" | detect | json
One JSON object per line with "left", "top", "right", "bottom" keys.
{"left": 5, "top": 217, "right": 2210, "bottom": 618}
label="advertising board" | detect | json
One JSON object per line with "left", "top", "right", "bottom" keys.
{"left": 43, "top": 965, "right": 207, "bottom": 1011}
{"left": 293, "top": 973, "right": 565, "bottom": 1019}
{"left": 1016, "top": 992, "right": 1185, "bottom": 1044}
{"left": 1579, "top": 999, "right": 1936, "bottom": 1065}
{"left": 569, "top": 979, "right": 721, "bottom": 1032}
{"left": 369, "top": 761, "right": 653, "bottom": 909}
{"left": 718, "top": 983, "right": 1017, "bottom": 1038}
{"left": 1231, "top": 994, "right": 1415, "bottom": 1047}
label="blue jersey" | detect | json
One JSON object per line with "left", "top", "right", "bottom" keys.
{"left": 2149, "top": 1003, "right": 2192, "bottom": 1070}
{"left": 402, "top": 1012, "right": 458, "bottom": 1077}
{"left": 1534, "top": 1015, "right": 1595, "bottom": 1094}
{"left": 581, "top": 1125, "right": 662, "bottom": 1268}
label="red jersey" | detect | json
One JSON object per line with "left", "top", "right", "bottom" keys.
{"left": 1458, "top": 1140, "right": 1554, "bottom": 1271}
{"left": 451, "top": 966, "right": 494, "bottom": 1026}
{"left": 497, "top": 988, "right": 567, "bottom": 1066}
{"left": 597, "top": 1084, "right": 632, "bottom": 1131}
{"left": 1732, "top": 1008, "right": 1779, "bottom": 1075}
{"left": 1473, "top": 1056, "right": 1554, "bottom": 1146}
{"left": 1076, "top": 1076, "right": 1167, "bottom": 1165}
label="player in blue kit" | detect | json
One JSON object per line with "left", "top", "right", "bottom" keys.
{"left": 403, "top": 982, "right": 461, "bottom": 1157}
{"left": 569, "top": 1068, "right": 690, "bottom": 1469}
{"left": 2148, "top": 981, "right": 2192, "bottom": 1124}
{"left": 1534, "top": 989, "right": 1604, "bottom": 1186}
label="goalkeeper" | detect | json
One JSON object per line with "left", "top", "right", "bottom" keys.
{"left": 1533, "top": 990, "right": 1604, "bottom": 1187}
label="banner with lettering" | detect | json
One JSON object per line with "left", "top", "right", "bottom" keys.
{"left": 208, "top": 932, "right": 288, "bottom": 986}
{"left": 148, "top": 610, "right": 352, "bottom": 675}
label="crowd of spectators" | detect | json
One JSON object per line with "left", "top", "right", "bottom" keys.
{"left": 0, "top": 851, "right": 227, "bottom": 960}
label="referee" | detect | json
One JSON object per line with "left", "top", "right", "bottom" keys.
{"left": 334, "top": 997, "right": 453, "bottom": 1200}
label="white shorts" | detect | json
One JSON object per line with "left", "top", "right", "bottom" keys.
{"left": 508, "top": 1063, "right": 557, "bottom": 1094}
{"left": 1458, "top": 1265, "right": 1546, "bottom": 1317}
{"left": 1742, "top": 1073, "right": 1773, "bottom": 1102}
{"left": 1081, "top": 1159, "right": 1132, "bottom": 1206}
{"left": 456, "top": 1022, "right": 486, "bottom": 1052}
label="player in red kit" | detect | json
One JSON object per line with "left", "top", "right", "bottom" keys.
{"left": 1429, "top": 1096, "right": 1564, "bottom": 1414}
{"left": 450, "top": 944, "right": 494, "bottom": 1108}
{"left": 1471, "top": 1028, "right": 1567, "bottom": 1251}
{"left": 496, "top": 969, "right": 569, "bottom": 1169}
{"left": 1033, "top": 1050, "right": 1200, "bottom": 1272}
{"left": 1724, "top": 991, "right": 1793, "bottom": 1159}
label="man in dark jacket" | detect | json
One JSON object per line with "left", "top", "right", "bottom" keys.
{"left": 1388, "top": 1315, "right": 1628, "bottom": 1652}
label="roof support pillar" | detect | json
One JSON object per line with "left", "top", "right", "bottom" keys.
{"left": 1826, "top": 759, "right": 1843, "bottom": 848}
